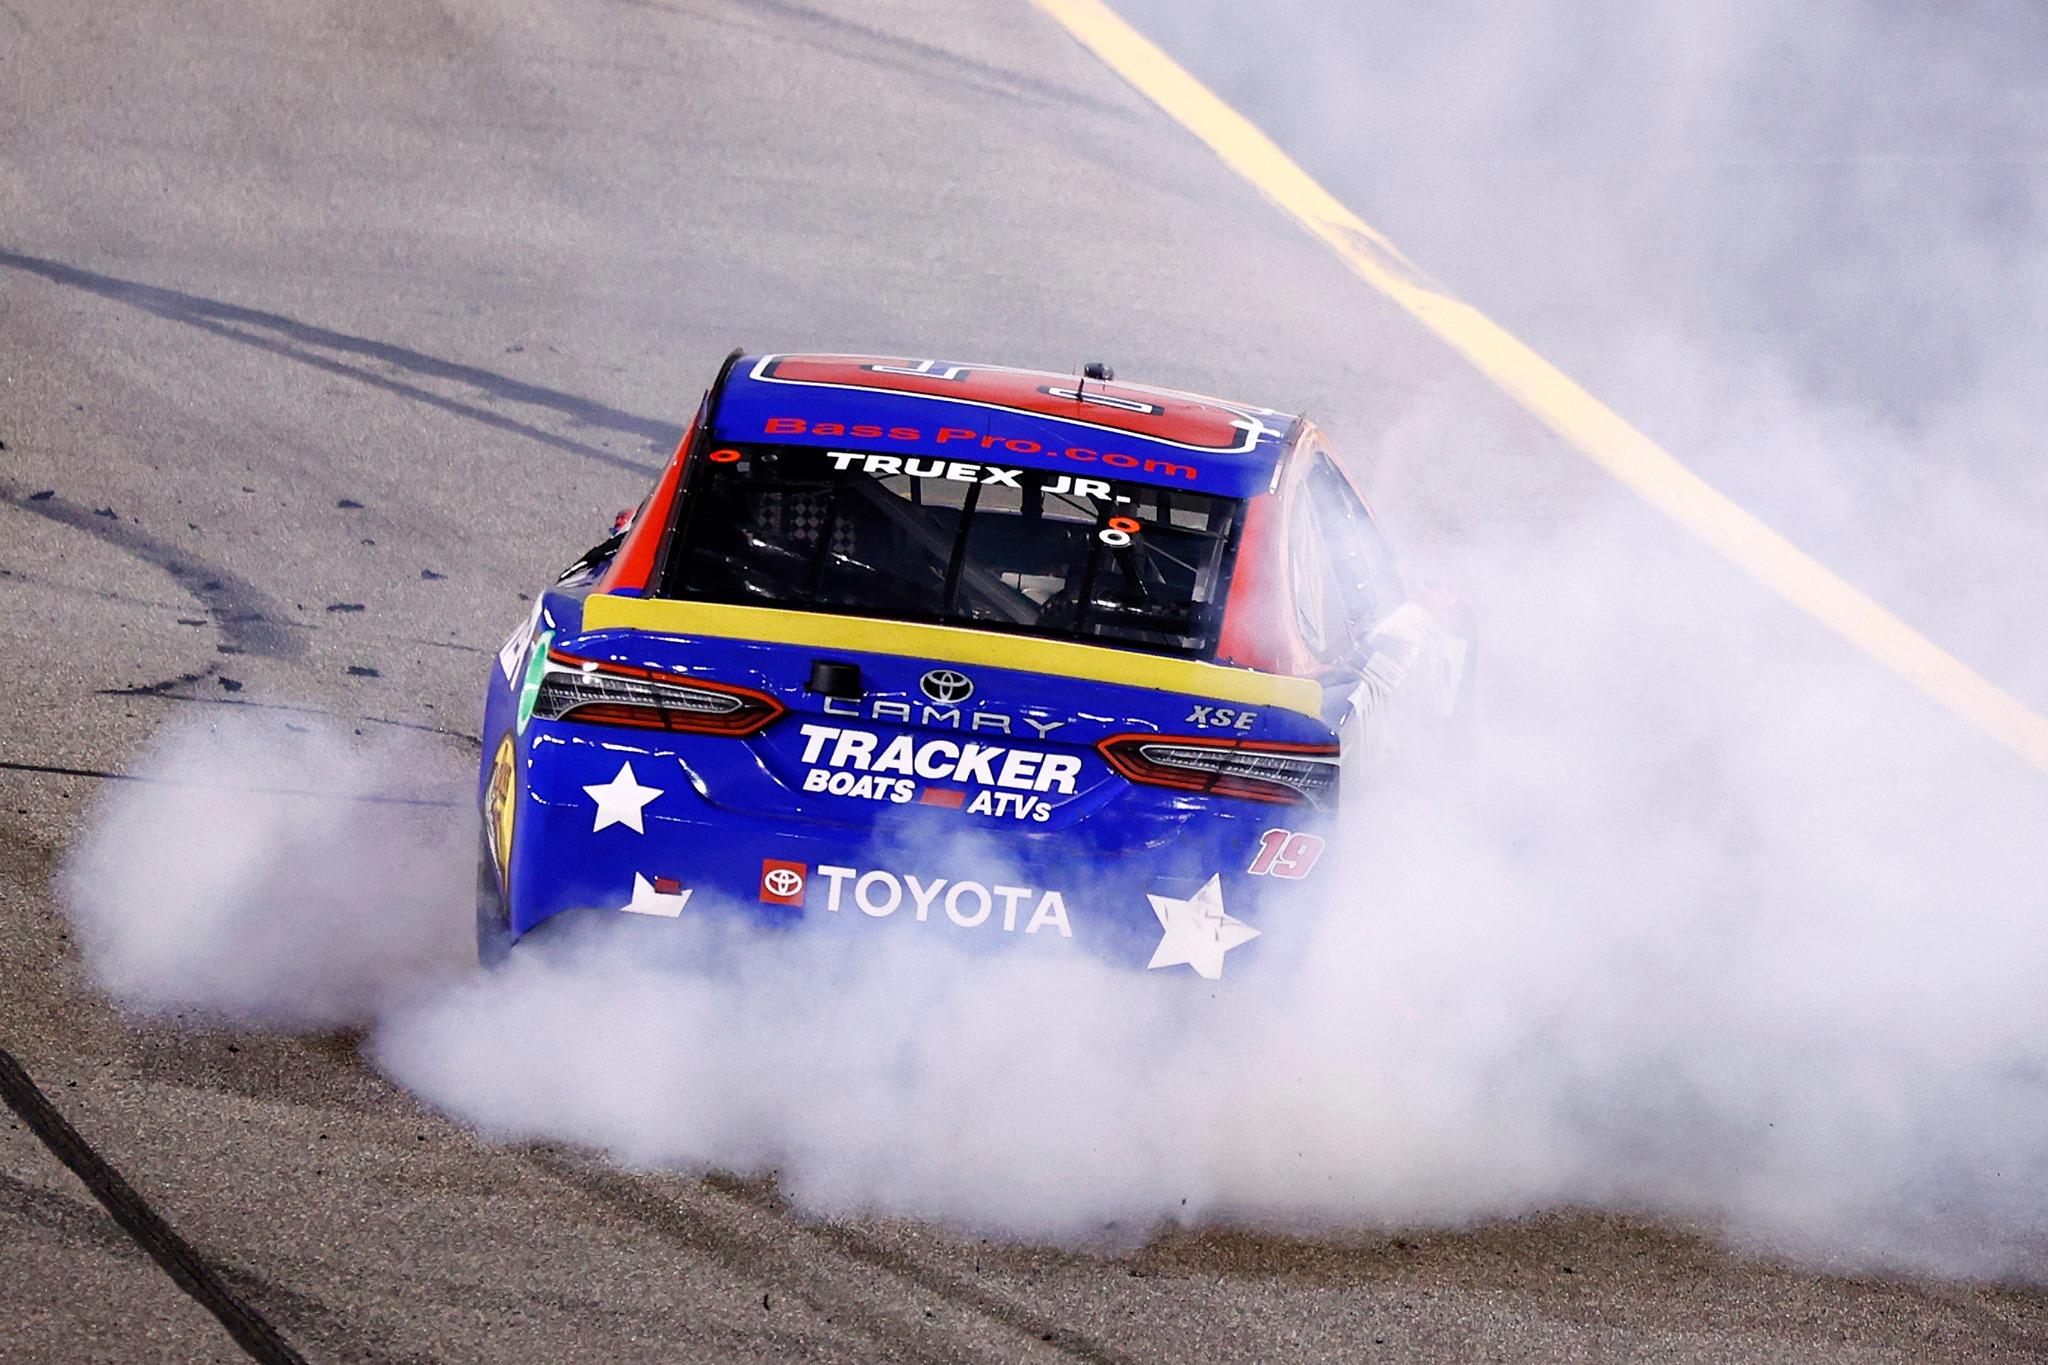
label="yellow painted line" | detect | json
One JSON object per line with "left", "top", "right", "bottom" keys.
{"left": 581, "top": 594, "right": 1325, "bottom": 718}
{"left": 1035, "top": 0, "right": 2048, "bottom": 777}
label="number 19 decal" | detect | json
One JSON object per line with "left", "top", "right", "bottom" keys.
{"left": 1248, "top": 829, "right": 1324, "bottom": 879}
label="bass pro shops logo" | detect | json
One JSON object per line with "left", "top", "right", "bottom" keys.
{"left": 919, "top": 669, "right": 974, "bottom": 704}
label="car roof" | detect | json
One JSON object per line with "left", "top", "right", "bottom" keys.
{"left": 709, "top": 353, "right": 1298, "bottom": 499}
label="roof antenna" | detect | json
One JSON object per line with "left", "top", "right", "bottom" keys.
{"left": 1078, "top": 360, "right": 1113, "bottom": 401}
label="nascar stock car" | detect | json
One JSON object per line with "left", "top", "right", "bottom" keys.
{"left": 479, "top": 353, "right": 1470, "bottom": 978}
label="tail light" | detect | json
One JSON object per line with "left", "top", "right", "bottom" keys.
{"left": 532, "top": 648, "right": 783, "bottom": 736}
{"left": 1098, "top": 733, "right": 1340, "bottom": 806}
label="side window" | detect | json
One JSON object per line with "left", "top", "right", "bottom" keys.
{"left": 1303, "top": 452, "right": 1403, "bottom": 639}
{"left": 1289, "top": 495, "right": 1340, "bottom": 661}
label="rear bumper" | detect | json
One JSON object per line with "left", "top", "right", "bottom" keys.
{"left": 500, "top": 725, "right": 1332, "bottom": 979}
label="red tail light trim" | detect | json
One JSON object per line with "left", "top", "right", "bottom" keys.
{"left": 1097, "top": 732, "right": 1340, "bottom": 806}
{"left": 533, "top": 647, "right": 785, "bottom": 736}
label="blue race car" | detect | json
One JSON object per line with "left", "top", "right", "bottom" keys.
{"left": 479, "top": 353, "right": 1469, "bottom": 977}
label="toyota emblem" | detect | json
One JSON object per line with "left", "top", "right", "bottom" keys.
{"left": 919, "top": 669, "right": 974, "bottom": 704}
{"left": 763, "top": 867, "right": 804, "bottom": 898}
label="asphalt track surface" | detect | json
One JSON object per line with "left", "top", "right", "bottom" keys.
{"left": 3, "top": 2, "right": 2048, "bottom": 1361}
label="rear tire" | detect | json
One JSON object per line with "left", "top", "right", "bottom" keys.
{"left": 476, "top": 831, "right": 513, "bottom": 968}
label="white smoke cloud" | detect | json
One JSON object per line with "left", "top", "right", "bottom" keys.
{"left": 63, "top": 658, "right": 2048, "bottom": 1274}
{"left": 1120, "top": 0, "right": 2048, "bottom": 699}
{"left": 61, "top": 716, "right": 474, "bottom": 1027}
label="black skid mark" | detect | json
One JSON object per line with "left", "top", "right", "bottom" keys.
{"left": 0, "top": 250, "right": 677, "bottom": 471}
{"left": 0, "top": 1047, "right": 310, "bottom": 1364}
{"left": 73, "top": 690, "right": 484, "bottom": 749}
{"left": 100, "top": 666, "right": 220, "bottom": 697}
{"left": 0, "top": 757, "right": 463, "bottom": 806}
{"left": 3, "top": 490, "right": 306, "bottom": 660}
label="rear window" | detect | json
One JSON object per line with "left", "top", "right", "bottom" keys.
{"left": 658, "top": 443, "right": 1243, "bottom": 657}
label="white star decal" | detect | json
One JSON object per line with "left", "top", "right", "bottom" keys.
{"left": 618, "top": 872, "right": 691, "bottom": 917}
{"left": 1146, "top": 875, "right": 1260, "bottom": 980}
{"left": 583, "top": 760, "right": 663, "bottom": 834}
